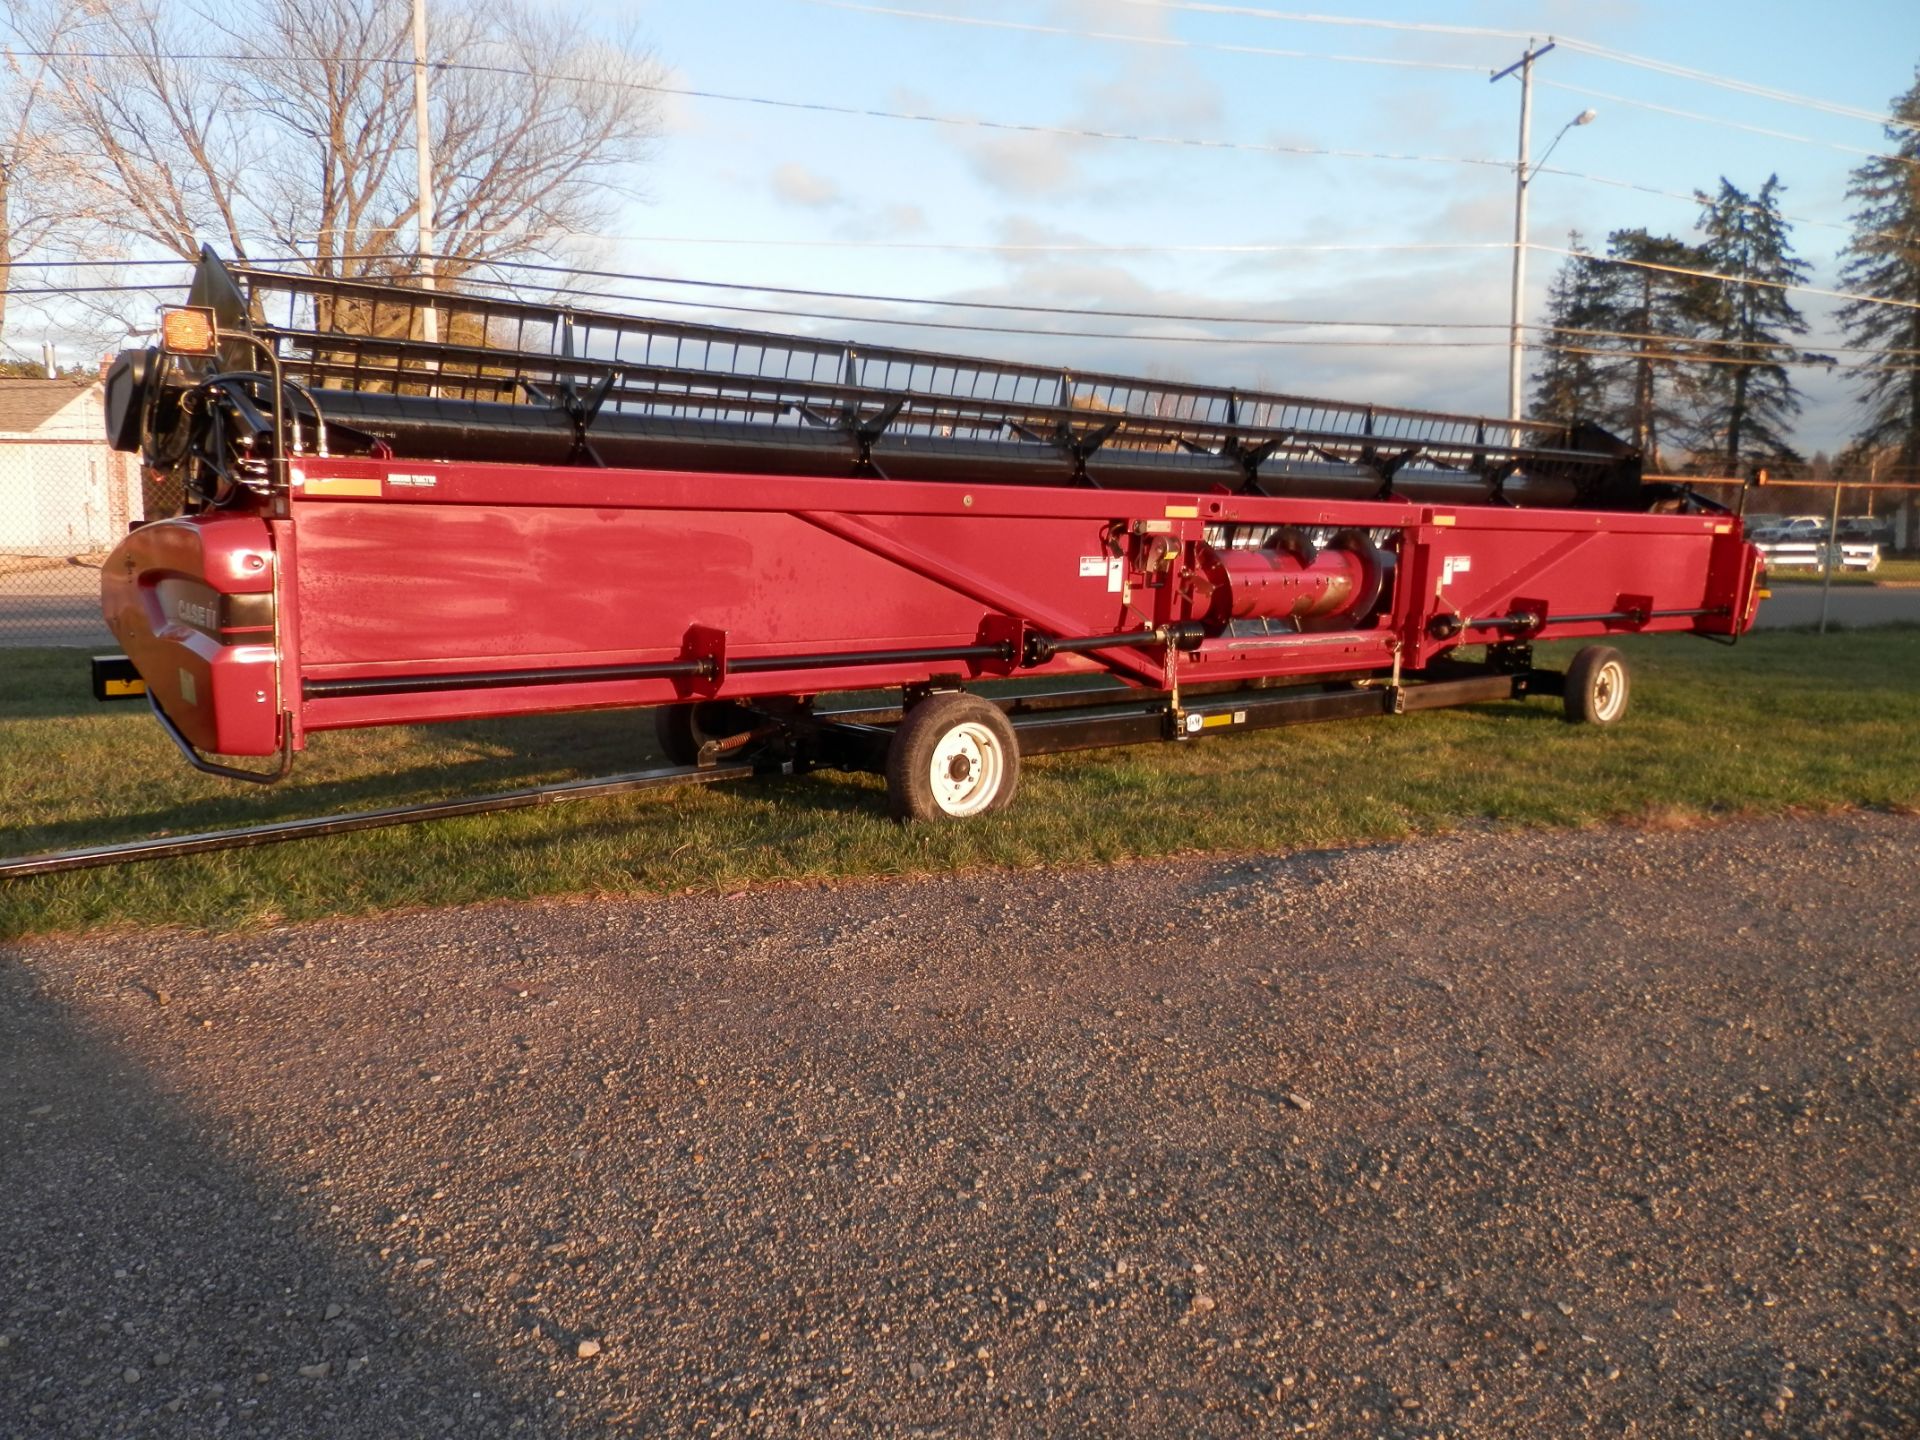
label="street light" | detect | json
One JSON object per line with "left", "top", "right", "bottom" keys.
{"left": 1538, "top": 107, "right": 1599, "bottom": 174}
{"left": 1492, "top": 39, "right": 1597, "bottom": 426}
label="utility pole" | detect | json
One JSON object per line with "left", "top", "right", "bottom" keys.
{"left": 1492, "top": 40, "right": 1551, "bottom": 429}
{"left": 1489, "top": 40, "right": 1551, "bottom": 428}
{"left": 411, "top": 0, "right": 437, "bottom": 342}
{"left": 1492, "top": 43, "right": 1596, "bottom": 432}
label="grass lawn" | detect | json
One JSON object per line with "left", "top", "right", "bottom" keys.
{"left": 3, "top": 630, "right": 1917, "bottom": 939}
{"left": 1768, "top": 556, "right": 1920, "bottom": 587}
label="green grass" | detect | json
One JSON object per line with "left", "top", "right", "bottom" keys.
{"left": 3, "top": 631, "right": 1917, "bottom": 939}
{"left": 1768, "top": 556, "right": 1920, "bottom": 586}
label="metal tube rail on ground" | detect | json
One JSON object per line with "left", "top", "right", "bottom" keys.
{"left": 2, "top": 669, "right": 1539, "bottom": 880}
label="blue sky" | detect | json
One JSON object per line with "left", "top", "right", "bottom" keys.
{"left": 561, "top": 0, "right": 1920, "bottom": 457}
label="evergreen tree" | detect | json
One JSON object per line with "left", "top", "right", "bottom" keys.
{"left": 1686, "top": 177, "right": 1822, "bottom": 470}
{"left": 1528, "top": 234, "right": 1614, "bottom": 426}
{"left": 1837, "top": 67, "right": 1920, "bottom": 471}
{"left": 1593, "top": 228, "right": 1713, "bottom": 466}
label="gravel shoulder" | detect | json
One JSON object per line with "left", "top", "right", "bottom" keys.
{"left": 4, "top": 813, "right": 1918, "bottom": 1437}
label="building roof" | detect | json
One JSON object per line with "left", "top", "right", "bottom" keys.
{"left": 0, "top": 377, "right": 97, "bottom": 433}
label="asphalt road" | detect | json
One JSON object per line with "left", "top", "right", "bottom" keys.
{"left": 4, "top": 812, "right": 1917, "bottom": 1437}
{"left": 0, "top": 567, "right": 110, "bottom": 648}
{"left": 1753, "top": 581, "right": 1920, "bottom": 630}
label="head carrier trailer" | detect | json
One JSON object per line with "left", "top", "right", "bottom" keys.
{"left": 38, "top": 249, "right": 1763, "bottom": 868}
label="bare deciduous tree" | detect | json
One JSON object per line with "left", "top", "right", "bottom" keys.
{"left": 1, "top": 0, "right": 106, "bottom": 346}
{"left": 45, "top": 0, "right": 663, "bottom": 285}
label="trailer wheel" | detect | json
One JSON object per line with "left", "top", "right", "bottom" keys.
{"left": 886, "top": 693, "right": 1020, "bottom": 822}
{"left": 1563, "top": 645, "right": 1630, "bottom": 725}
{"left": 653, "top": 701, "right": 758, "bottom": 765}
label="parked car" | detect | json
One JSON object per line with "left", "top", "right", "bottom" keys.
{"left": 1750, "top": 515, "right": 1825, "bottom": 544}
{"left": 1838, "top": 515, "right": 1895, "bottom": 547}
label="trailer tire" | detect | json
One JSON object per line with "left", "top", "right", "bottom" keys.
{"left": 1563, "top": 645, "right": 1630, "bottom": 725}
{"left": 886, "top": 693, "right": 1020, "bottom": 822}
{"left": 653, "top": 701, "right": 758, "bottom": 766}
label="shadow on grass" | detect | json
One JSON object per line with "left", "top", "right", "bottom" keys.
{"left": 0, "top": 965, "right": 552, "bottom": 1437}
{"left": 0, "top": 697, "right": 676, "bottom": 857}
{"left": 7, "top": 633, "right": 1912, "bottom": 879}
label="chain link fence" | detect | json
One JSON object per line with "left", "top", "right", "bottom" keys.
{"left": 0, "top": 439, "right": 154, "bottom": 649}
{"left": 2, "top": 375, "right": 171, "bottom": 648}
{"left": 1695, "top": 465, "right": 1920, "bottom": 563}
{"left": 1672, "top": 465, "right": 1920, "bottom": 633}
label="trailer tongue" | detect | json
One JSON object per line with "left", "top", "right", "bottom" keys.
{"left": 86, "top": 249, "right": 1761, "bottom": 834}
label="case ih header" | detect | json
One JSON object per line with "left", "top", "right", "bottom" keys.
{"left": 13, "top": 249, "right": 1765, "bottom": 871}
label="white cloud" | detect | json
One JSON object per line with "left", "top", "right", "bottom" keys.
{"left": 831, "top": 203, "right": 930, "bottom": 242}
{"left": 957, "top": 33, "right": 1221, "bottom": 200}
{"left": 967, "top": 132, "right": 1090, "bottom": 199}
{"left": 1078, "top": 52, "right": 1222, "bottom": 134}
{"left": 880, "top": 203, "right": 928, "bottom": 235}
{"left": 770, "top": 162, "right": 844, "bottom": 209}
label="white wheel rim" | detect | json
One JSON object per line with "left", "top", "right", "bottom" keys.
{"left": 928, "top": 721, "right": 1005, "bottom": 816}
{"left": 1592, "top": 660, "right": 1626, "bottom": 721}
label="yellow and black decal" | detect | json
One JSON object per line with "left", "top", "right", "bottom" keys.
{"left": 91, "top": 654, "right": 148, "bottom": 701}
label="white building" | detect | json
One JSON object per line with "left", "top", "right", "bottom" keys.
{"left": 0, "top": 377, "right": 142, "bottom": 557}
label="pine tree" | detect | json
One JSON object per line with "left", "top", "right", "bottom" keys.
{"left": 1528, "top": 234, "right": 1614, "bottom": 426}
{"left": 1593, "top": 229, "right": 1713, "bottom": 466}
{"left": 1837, "top": 67, "right": 1920, "bottom": 470}
{"left": 1686, "top": 177, "right": 1821, "bottom": 470}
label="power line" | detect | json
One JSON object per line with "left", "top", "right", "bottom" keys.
{"left": 0, "top": 274, "right": 1501, "bottom": 349}
{"left": 0, "top": 252, "right": 413, "bottom": 269}
{"left": 0, "top": 281, "right": 180, "bottom": 296}
{"left": 1110, "top": 0, "right": 1920, "bottom": 134}
{"left": 3, "top": 238, "right": 1522, "bottom": 259}
{"left": 1547, "top": 343, "right": 1906, "bottom": 373}
{"left": 1102, "top": 1, "right": 1535, "bottom": 43}
{"left": 1541, "top": 324, "right": 1912, "bottom": 358}
{"left": 453, "top": 256, "right": 1514, "bottom": 330}
{"left": 16, "top": 240, "right": 1920, "bottom": 343}
{"left": 784, "top": 0, "right": 1481, "bottom": 73}
{"left": 1529, "top": 165, "right": 1892, "bottom": 245}
{"left": 374, "top": 70, "right": 1531, "bottom": 177}
{"left": 1535, "top": 244, "right": 1920, "bottom": 312}
{"left": 1553, "top": 37, "right": 1920, "bottom": 136}
{"left": 593, "top": 238, "right": 1502, "bottom": 254}
{"left": 800, "top": 0, "right": 1917, "bottom": 170}
{"left": 19, "top": 216, "right": 1920, "bottom": 333}
{"left": 7, "top": 281, "right": 1913, "bottom": 372}
{"left": 0, "top": 49, "right": 1540, "bottom": 179}
{"left": 6, "top": 253, "right": 1914, "bottom": 352}
{"left": 1538, "top": 79, "right": 1918, "bottom": 168}
{"left": 12, "top": 258, "right": 1518, "bottom": 349}
{"left": 259, "top": 241, "right": 1920, "bottom": 321}
{"left": 363, "top": 273, "right": 1517, "bottom": 348}
{"left": 426, "top": 256, "right": 1920, "bottom": 351}
{"left": 27, "top": 46, "right": 1902, "bottom": 252}
{"left": 264, "top": 219, "right": 1918, "bottom": 257}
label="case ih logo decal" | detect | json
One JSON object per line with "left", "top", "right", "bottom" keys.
{"left": 173, "top": 596, "right": 218, "bottom": 631}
